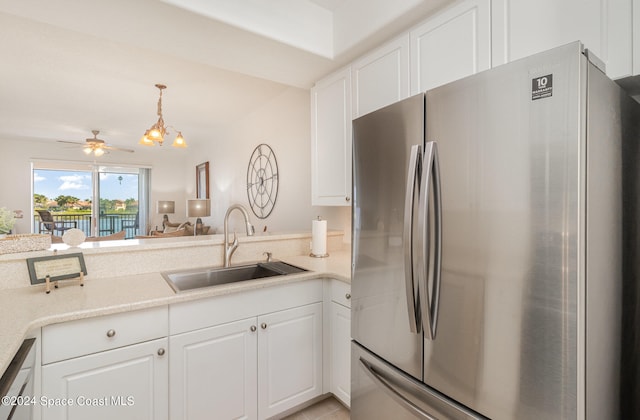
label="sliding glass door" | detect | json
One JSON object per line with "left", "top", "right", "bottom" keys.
{"left": 97, "top": 167, "right": 140, "bottom": 238}
{"left": 33, "top": 162, "right": 149, "bottom": 239}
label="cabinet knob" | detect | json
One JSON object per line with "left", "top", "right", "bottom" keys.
{"left": 345, "top": 196, "right": 350, "bottom": 202}
{"left": 157, "top": 348, "right": 165, "bottom": 356}
{"left": 106, "top": 329, "right": 116, "bottom": 338}
{"left": 345, "top": 293, "right": 351, "bottom": 300}
{"left": 261, "top": 323, "right": 267, "bottom": 330}
{"left": 250, "top": 325, "right": 257, "bottom": 332}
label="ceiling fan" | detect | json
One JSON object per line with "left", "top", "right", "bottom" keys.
{"left": 58, "top": 130, "right": 135, "bottom": 156}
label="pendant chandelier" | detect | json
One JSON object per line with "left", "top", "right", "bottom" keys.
{"left": 139, "top": 84, "right": 187, "bottom": 148}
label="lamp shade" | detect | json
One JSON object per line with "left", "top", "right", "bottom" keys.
{"left": 157, "top": 200, "right": 175, "bottom": 214}
{"left": 187, "top": 199, "right": 211, "bottom": 218}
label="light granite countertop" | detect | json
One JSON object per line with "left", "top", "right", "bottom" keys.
{"left": 0, "top": 249, "right": 351, "bottom": 376}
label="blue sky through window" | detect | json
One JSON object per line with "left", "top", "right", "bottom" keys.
{"left": 34, "top": 170, "right": 138, "bottom": 201}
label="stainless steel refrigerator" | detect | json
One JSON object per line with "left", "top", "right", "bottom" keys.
{"left": 351, "top": 41, "right": 640, "bottom": 419}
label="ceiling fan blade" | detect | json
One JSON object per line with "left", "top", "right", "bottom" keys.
{"left": 57, "top": 131, "right": 134, "bottom": 154}
{"left": 103, "top": 145, "right": 135, "bottom": 153}
{"left": 57, "top": 140, "right": 84, "bottom": 145}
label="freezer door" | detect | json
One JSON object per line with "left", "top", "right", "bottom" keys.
{"left": 422, "top": 42, "right": 584, "bottom": 418}
{"left": 351, "top": 341, "right": 486, "bottom": 420}
{"left": 352, "top": 94, "right": 425, "bottom": 380}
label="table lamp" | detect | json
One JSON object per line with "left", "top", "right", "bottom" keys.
{"left": 187, "top": 199, "right": 211, "bottom": 236}
{"left": 157, "top": 200, "right": 175, "bottom": 229}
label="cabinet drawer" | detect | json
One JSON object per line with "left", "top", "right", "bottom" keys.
{"left": 331, "top": 279, "right": 351, "bottom": 309}
{"left": 42, "top": 306, "right": 168, "bottom": 364}
{"left": 170, "top": 279, "right": 323, "bottom": 335}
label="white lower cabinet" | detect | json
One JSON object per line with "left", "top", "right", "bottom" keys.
{"left": 330, "top": 302, "right": 351, "bottom": 407}
{"left": 41, "top": 338, "right": 168, "bottom": 420}
{"left": 169, "top": 280, "right": 324, "bottom": 420}
{"left": 36, "top": 279, "right": 346, "bottom": 420}
{"left": 169, "top": 303, "right": 323, "bottom": 420}
{"left": 329, "top": 280, "right": 351, "bottom": 407}
{"left": 169, "top": 318, "right": 258, "bottom": 420}
{"left": 40, "top": 306, "right": 169, "bottom": 420}
{"left": 258, "top": 303, "right": 323, "bottom": 419}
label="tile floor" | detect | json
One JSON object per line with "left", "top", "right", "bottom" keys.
{"left": 282, "top": 396, "right": 350, "bottom": 420}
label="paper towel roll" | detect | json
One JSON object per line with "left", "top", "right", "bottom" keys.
{"left": 311, "top": 218, "right": 328, "bottom": 257}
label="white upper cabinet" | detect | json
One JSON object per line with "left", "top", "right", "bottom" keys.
{"left": 492, "top": 0, "right": 633, "bottom": 79}
{"left": 410, "top": 0, "right": 491, "bottom": 94}
{"left": 311, "top": 0, "right": 639, "bottom": 208}
{"left": 311, "top": 67, "right": 352, "bottom": 206}
{"left": 311, "top": 0, "right": 489, "bottom": 207}
{"left": 351, "top": 35, "right": 410, "bottom": 118}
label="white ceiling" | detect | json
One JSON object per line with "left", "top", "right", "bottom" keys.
{"left": 0, "top": 0, "right": 452, "bottom": 151}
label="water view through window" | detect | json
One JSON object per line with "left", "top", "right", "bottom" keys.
{"left": 33, "top": 167, "right": 141, "bottom": 238}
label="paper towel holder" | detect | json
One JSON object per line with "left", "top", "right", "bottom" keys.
{"left": 310, "top": 216, "right": 329, "bottom": 258}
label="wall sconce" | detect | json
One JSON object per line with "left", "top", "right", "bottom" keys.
{"left": 186, "top": 199, "right": 211, "bottom": 236}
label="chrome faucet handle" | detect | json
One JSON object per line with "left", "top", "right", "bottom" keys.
{"left": 263, "top": 252, "right": 272, "bottom": 262}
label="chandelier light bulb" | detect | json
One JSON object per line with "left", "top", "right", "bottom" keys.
{"left": 139, "top": 133, "right": 155, "bottom": 146}
{"left": 172, "top": 132, "right": 187, "bottom": 148}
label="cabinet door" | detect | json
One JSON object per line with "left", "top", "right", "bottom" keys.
{"left": 41, "top": 338, "right": 168, "bottom": 420}
{"left": 169, "top": 318, "right": 258, "bottom": 420}
{"left": 330, "top": 301, "right": 351, "bottom": 407}
{"left": 492, "top": 0, "right": 632, "bottom": 79}
{"left": 258, "top": 302, "right": 323, "bottom": 419}
{"left": 410, "top": 0, "right": 491, "bottom": 94}
{"left": 311, "top": 67, "right": 352, "bottom": 206}
{"left": 352, "top": 35, "right": 410, "bottom": 118}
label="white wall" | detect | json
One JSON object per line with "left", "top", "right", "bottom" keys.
{"left": 0, "top": 88, "right": 351, "bottom": 241}
{"left": 185, "top": 86, "right": 350, "bottom": 238}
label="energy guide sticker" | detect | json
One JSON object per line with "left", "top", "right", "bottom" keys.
{"left": 532, "top": 74, "right": 553, "bottom": 100}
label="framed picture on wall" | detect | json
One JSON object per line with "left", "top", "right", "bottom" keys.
{"left": 196, "top": 161, "right": 210, "bottom": 199}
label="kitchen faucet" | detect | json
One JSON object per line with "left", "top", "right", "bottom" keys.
{"left": 223, "top": 204, "right": 255, "bottom": 267}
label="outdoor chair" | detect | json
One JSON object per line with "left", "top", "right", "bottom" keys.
{"left": 36, "top": 210, "right": 77, "bottom": 235}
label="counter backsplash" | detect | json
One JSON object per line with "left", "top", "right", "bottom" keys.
{"left": 0, "top": 231, "right": 345, "bottom": 290}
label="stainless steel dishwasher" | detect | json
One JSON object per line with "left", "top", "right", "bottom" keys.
{"left": 0, "top": 338, "right": 36, "bottom": 420}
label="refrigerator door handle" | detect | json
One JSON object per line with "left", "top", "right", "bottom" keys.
{"left": 359, "top": 357, "right": 436, "bottom": 420}
{"left": 418, "top": 141, "right": 443, "bottom": 340}
{"left": 404, "top": 144, "right": 422, "bottom": 334}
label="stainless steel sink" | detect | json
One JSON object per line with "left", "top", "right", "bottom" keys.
{"left": 161, "top": 261, "right": 307, "bottom": 293}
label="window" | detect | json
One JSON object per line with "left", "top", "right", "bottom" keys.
{"left": 32, "top": 161, "right": 150, "bottom": 239}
